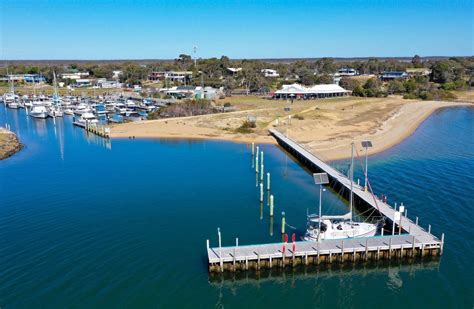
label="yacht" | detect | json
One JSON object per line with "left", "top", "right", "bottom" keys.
{"left": 30, "top": 104, "right": 49, "bottom": 119}
{"left": 48, "top": 106, "right": 64, "bottom": 117}
{"left": 63, "top": 108, "right": 74, "bottom": 115}
{"left": 73, "top": 112, "right": 98, "bottom": 127}
{"left": 304, "top": 143, "right": 378, "bottom": 241}
{"left": 48, "top": 72, "right": 63, "bottom": 117}
{"left": 73, "top": 103, "right": 92, "bottom": 115}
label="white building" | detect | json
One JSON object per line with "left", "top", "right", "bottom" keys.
{"left": 261, "top": 69, "right": 279, "bottom": 78}
{"left": 74, "top": 79, "right": 92, "bottom": 87}
{"left": 337, "top": 68, "right": 358, "bottom": 76}
{"left": 274, "top": 83, "right": 350, "bottom": 99}
{"left": 60, "top": 72, "right": 90, "bottom": 80}
{"left": 97, "top": 80, "right": 122, "bottom": 88}
{"left": 227, "top": 67, "right": 242, "bottom": 74}
{"left": 112, "top": 70, "right": 123, "bottom": 79}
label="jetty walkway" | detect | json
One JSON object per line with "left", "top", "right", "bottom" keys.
{"left": 207, "top": 129, "right": 443, "bottom": 272}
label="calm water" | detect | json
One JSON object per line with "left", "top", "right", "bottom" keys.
{"left": 0, "top": 106, "right": 473, "bottom": 308}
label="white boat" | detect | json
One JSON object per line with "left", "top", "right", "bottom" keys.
{"left": 49, "top": 72, "right": 63, "bottom": 117}
{"left": 73, "top": 103, "right": 92, "bottom": 115}
{"left": 73, "top": 112, "right": 98, "bottom": 127}
{"left": 30, "top": 105, "right": 49, "bottom": 119}
{"left": 63, "top": 108, "right": 74, "bottom": 115}
{"left": 304, "top": 143, "right": 378, "bottom": 241}
{"left": 7, "top": 100, "right": 20, "bottom": 109}
{"left": 48, "top": 106, "right": 64, "bottom": 117}
{"left": 304, "top": 214, "right": 377, "bottom": 241}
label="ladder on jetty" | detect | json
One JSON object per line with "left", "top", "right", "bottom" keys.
{"left": 207, "top": 129, "right": 444, "bottom": 272}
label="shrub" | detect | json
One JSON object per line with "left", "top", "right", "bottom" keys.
{"left": 235, "top": 121, "right": 255, "bottom": 134}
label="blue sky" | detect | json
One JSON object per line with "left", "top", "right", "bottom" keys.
{"left": 1, "top": 0, "right": 472, "bottom": 59}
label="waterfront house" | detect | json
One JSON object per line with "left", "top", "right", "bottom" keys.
{"left": 274, "top": 83, "right": 349, "bottom": 99}
{"left": 261, "top": 69, "right": 279, "bottom": 78}
{"left": 337, "top": 68, "right": 358, "bottom": 76}
{"left": 227, "top": 67, "right": 242, "bottom": 75}
{"left": 380, "top": 71, "right": 409, "bottom": 81}
{"left": 60, "top": 71, "right": 90, "bottom": 80}
{"left": 23, "top": 74, "right": 46, "bottom": 83}
{"left": 112, "top": 70, "right": 123, "bottom": 79}
{"left": 148, "top": 71, "right": 193, "bottom": 82}
{"left": 406, "top": 68, "right": 432, "bottom": 77}
{"left": 74, "top": 79, "right": 92, "bottom": 87}
{"left": 97, "top": 80, "right": 122, "bottom": 89}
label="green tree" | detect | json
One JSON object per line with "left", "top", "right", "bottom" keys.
{"left": 339, "top": 77, "right": 361, "bottom": 90}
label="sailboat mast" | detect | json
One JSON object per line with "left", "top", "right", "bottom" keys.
{"left": 350, "top": 142, "right": 354, "bottom": 225}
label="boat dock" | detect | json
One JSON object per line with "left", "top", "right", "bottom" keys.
{"left": 85, "top": 122, "right": 110, "bottom": 138}
{"left": 207, "top": 129, "right": 444, "bottom": 272}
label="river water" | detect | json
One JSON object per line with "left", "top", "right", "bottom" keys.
{"left": 0, "top": 106, "right": 472, "bottom": 308}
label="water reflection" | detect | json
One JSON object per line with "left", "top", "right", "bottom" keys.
{"left": 208, "top": 258, "right": 440, "bottom": 289}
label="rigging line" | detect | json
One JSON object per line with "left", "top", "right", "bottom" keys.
{"left": 285, "top": 222, "right": 298, "bottom": 230}
{"left": 354, "top": 147, "right": 381, "bottom": 213}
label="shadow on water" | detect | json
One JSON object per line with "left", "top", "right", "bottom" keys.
{"left": 208, "top": 257, "right": 441, "bottom": 287}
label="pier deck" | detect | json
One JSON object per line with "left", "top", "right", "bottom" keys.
{"left": 268, "top": 128, "right": 439, "bottom": 244}
{"left": 207, "top": 129, "right": 443, "bottom": 272}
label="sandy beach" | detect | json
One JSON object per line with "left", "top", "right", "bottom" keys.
{"left": 110, "top": 96, "right": 472, "bottom": 160}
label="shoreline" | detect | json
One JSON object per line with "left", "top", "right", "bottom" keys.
{"left": 0, "top": 128, "right": 22, "bottom": 160}
{"left": 111, "top": 100, "right": 472, "bottom": 161}
{"left": 320, "top": 102, "right": 473, "bottom": 161}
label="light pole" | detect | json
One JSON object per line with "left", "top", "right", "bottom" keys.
{"left": 313, "top": 172, "right": 329, "bottom": 242}
{"left": 361, "top": 141, "right": 373, "bottom": 192}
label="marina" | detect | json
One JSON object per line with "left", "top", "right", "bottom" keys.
{"left": 207, "top": 128, "right": 444, "bottom": 272}
{"left": 0, "top": 105, "right": 472, "bottom": 307}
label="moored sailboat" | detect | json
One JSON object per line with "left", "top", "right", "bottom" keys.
{"left": 304, "top": 143, "right": 378, "bottom": 241}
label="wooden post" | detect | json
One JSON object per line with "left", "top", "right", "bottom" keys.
{"left": 261, "top": 151, "right": 264, "bottom": 167}
{"left": 245, "top": 256, "right": 249, "bottom": 270}
{"left": 269, "top": 255, "right": 273, "bottom": 268}
{"left": 341, "top": 240, "right": 344, "bottom": 263}
{"left": 259, "top": 183, "right": 264, "bottom": 203}
{"left": 353, "top": 248, "right": 356, "bottom": 262}
{"left": 389, "top": 237, "right": 392, "bottom": 259}
{"left": 377, "top": 247, "right": 380, "bottom": 260}
{"left": 206, "top": 239, "right": 210, "bottom": 251}
{"left": 428, "top": 224, "right": 431, "bottom": 234}
{"left": 233, "top": 248, "right": 236, "bottom": 271}
{"left": 412, "top": 236, "right": 416, "bottom": 257}
{"left": 251, "top": 142, "right": 255, "bottom": 156}
{"left": 236, "top": 238, "right": 239, "bottom": 247}
{"left": 415, "top": 217, "right": 418, "bottom": 225}
{"left": 257, "top": 253, "right": 261, "bottom": 270}
{"left": 329, "top": 250, "right": 332, "bottom": 263}
{"left": 260, "top": 164, "right": 264, "bottom": 181}
{"left": 317, "top": 247, "right": 320, "bottom": 265}
{"left": 305, "top": 251, "right": 308, "bottom": 265}
{"left": 365, "top": 239, "right": 368, "bottom": 261}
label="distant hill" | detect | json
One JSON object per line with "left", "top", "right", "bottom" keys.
{"left": 0, "top": 56, "right": 460, "bottom": 67}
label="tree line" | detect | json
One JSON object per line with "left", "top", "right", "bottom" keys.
{"left": 1, "top": 55, "right": 472, "bottom": 100}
